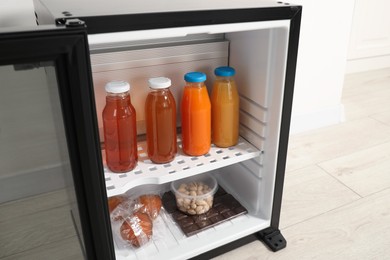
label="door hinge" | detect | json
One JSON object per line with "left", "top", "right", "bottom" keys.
{"left": 258, "top": 227, "right": 287, "bottom": 252}
{"left": 64, "top": 19, "right": 86, "bottom": 28}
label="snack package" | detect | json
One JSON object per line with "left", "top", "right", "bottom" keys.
{"left": 109, "top": 194, "right": 163, "bottom": 221}
{"left": 108, "top": 195, "right": 127, "bottom": 213}
{"left": 108, "top": 193, "right": 165, "bottom": 250}
{"left": 109, "top": 197, "right": 141, "bottom": 222}
{"left": 120, "top": 211, "right": 153, "bottom": 248}
{"left": 138, "top": 194, "right": 162, "bottom": 220}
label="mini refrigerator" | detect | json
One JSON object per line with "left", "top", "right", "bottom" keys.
{"left": 0, "top": 0, "right": 301, "bottom": 259}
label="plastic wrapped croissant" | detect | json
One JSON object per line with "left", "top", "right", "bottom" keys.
{"left": 108, "top": 194, "right": 162, "bottom": 248}
{"left": 108, "top": 194, "right": 162, "bottom": 221}
{"left": 120, "top": 211, "right": 153, "bottom": 248}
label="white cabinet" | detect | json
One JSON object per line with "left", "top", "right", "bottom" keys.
{"left": 347, "top": 0, "right": 390, "bottom": 73}
{"left": 0, "top": 0, "right": 35, "bottom": 27}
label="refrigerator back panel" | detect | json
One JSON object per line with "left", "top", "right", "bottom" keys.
{"left": 91, "top": 40, "right": 229, "bottom": 138}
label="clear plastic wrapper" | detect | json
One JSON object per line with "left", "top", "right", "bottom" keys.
{"left": 110, "top": 198, "right": 141, "bottom": 221}
{"left": 108, "top": 193, "right": 167, "bottom": 251}
{"left": 138, "top": 194, "right": 162, "bottom": 220}
{"left": 108, "top": 194, "right": 162, "bottom": 221}
{"left": 119, "top": 212, "right": 153, "bottom": 248}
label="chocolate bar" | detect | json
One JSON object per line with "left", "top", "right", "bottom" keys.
{"left": 162, "top": 186, "right": 248, "bottom": 236}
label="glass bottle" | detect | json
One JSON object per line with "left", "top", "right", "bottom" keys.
{"left": 103, "top": 81, "right": 138, "bottom": 173}
{"left": 181, "top": 72, "right": 211, "bottom": 156}
{"left": 145, "top": 77, "right": 177, "bottom": 163}
{"left": 211, "top": 66, "right": 239, "bottom": 147}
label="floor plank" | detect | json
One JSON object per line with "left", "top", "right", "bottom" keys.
{"left": 1, "top": 236, "right": 84, "bottom": 260}
{"left": 286, "top": 118, "right": 390, "bottom": 172}
{"left": 342, "top": 89, "right": 390, "bottom": 121}
{"left": 319, "top": 141, "right": 390, "bottom": 197}
{"left": 280, "top": 165, "right": 360, "bottom": 229}
{"left": 0, "top": 189, "right": 69, "bottom": 222}
{"left": 342, "top": 68, "right": 390, "bottom": 96}
{"left": 371, "top": 109, "right": 390, "bottom": 126}
{"left": 214, "top": 188, "right": 390, "bottom": 260}
{"left": 0, "top": 205, "right": 77, "bottom": 258}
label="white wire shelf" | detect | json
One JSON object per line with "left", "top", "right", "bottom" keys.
{"left": 104, "top": 136, "right": 261, "bottom": 197}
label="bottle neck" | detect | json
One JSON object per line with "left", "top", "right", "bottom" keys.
{"left": 106, "top": 92, "right": 130, "bottom": 104}
{"left": 106, "top": 91, "right": 129, "bottom": 97}
{"left": 185, "top": 82, "right": 204, "bottom": 88}
{"left": 149, "top": 87, "right": 170, "bottom": 93}
{"left": 215, "top": 76, "right": 234, "bottom": 82}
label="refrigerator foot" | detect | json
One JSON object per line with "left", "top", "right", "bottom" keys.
{"left": 258, "top": 227, "right": 287, "bottom": 252}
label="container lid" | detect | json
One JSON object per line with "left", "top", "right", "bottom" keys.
{"left": 184, "top": 72, "right": 207, "bottom": 83}
{"left": 214, "top": 66, "right": 236, "bottom": 77}
{"left": 148, "top": 77, "right": 171, "bottom": 89}
{"left": 105, "top": 81, "right": 130, "bottom": 93}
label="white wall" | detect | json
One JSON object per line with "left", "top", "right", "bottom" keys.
{"left": 289, "top": 0, "right": 355, "bottom": 134}
{"left": 346, "top": 0, "right": 390, "bottom": 73}
{"left": 0, "top": 0, "right": 35, "bottom": 27}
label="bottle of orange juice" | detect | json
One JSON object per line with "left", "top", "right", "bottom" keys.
{"left": 211, "top": 66, "right": 239, "bottom": 147}
{"left": 181, "top": 72, "right": 211, "bottom": 156}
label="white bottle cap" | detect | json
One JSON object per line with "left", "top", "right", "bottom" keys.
{"left": 105, "top": 81, "right": 130, "bottom": 93}
{"left": 148, "top": 77, "right": 171, "bottom": 89}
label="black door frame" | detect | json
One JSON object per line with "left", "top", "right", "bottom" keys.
{"left": 0, "top": 25, "right": 115, "bottom": 260}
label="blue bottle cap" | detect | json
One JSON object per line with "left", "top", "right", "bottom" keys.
{"left": 214, "top": 66, "right": 236, "bottom": 77}
{"left": 184, "top": 72, "right": 207, "bottom": 83}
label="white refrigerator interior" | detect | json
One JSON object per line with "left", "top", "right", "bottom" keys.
{"left": 89, "top": 20, "right": 290, "bottom": 260}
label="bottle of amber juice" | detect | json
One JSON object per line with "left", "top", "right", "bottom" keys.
{"left": 103, "top": 81, "right": 138, "bottom": 173}
{"left": 145, "top": 77, "right": 177, "bottom": 163}
{"left": 211, "top": 66, "right": 239, "bottom": 147}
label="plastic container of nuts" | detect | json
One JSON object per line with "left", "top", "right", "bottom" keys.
{"left": 171, "top": 174, "right": 218, "bottom": 215}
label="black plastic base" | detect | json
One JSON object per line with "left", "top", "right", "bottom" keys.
{"left": 258, "top": 227, "right": 287, "bottom": 252}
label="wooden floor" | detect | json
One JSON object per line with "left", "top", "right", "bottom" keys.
{"left": 1, "top": 68, "right": 389, "bottom": 260}
{"left": 0, "top": 189, "right": 84, "bottom": 260}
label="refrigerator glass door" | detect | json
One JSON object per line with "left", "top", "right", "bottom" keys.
{"left": 0, "top": 61, "right": 87, "bottom": 259}
{"left": 0, "top": 26, "right": 114, "bottom": 260}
